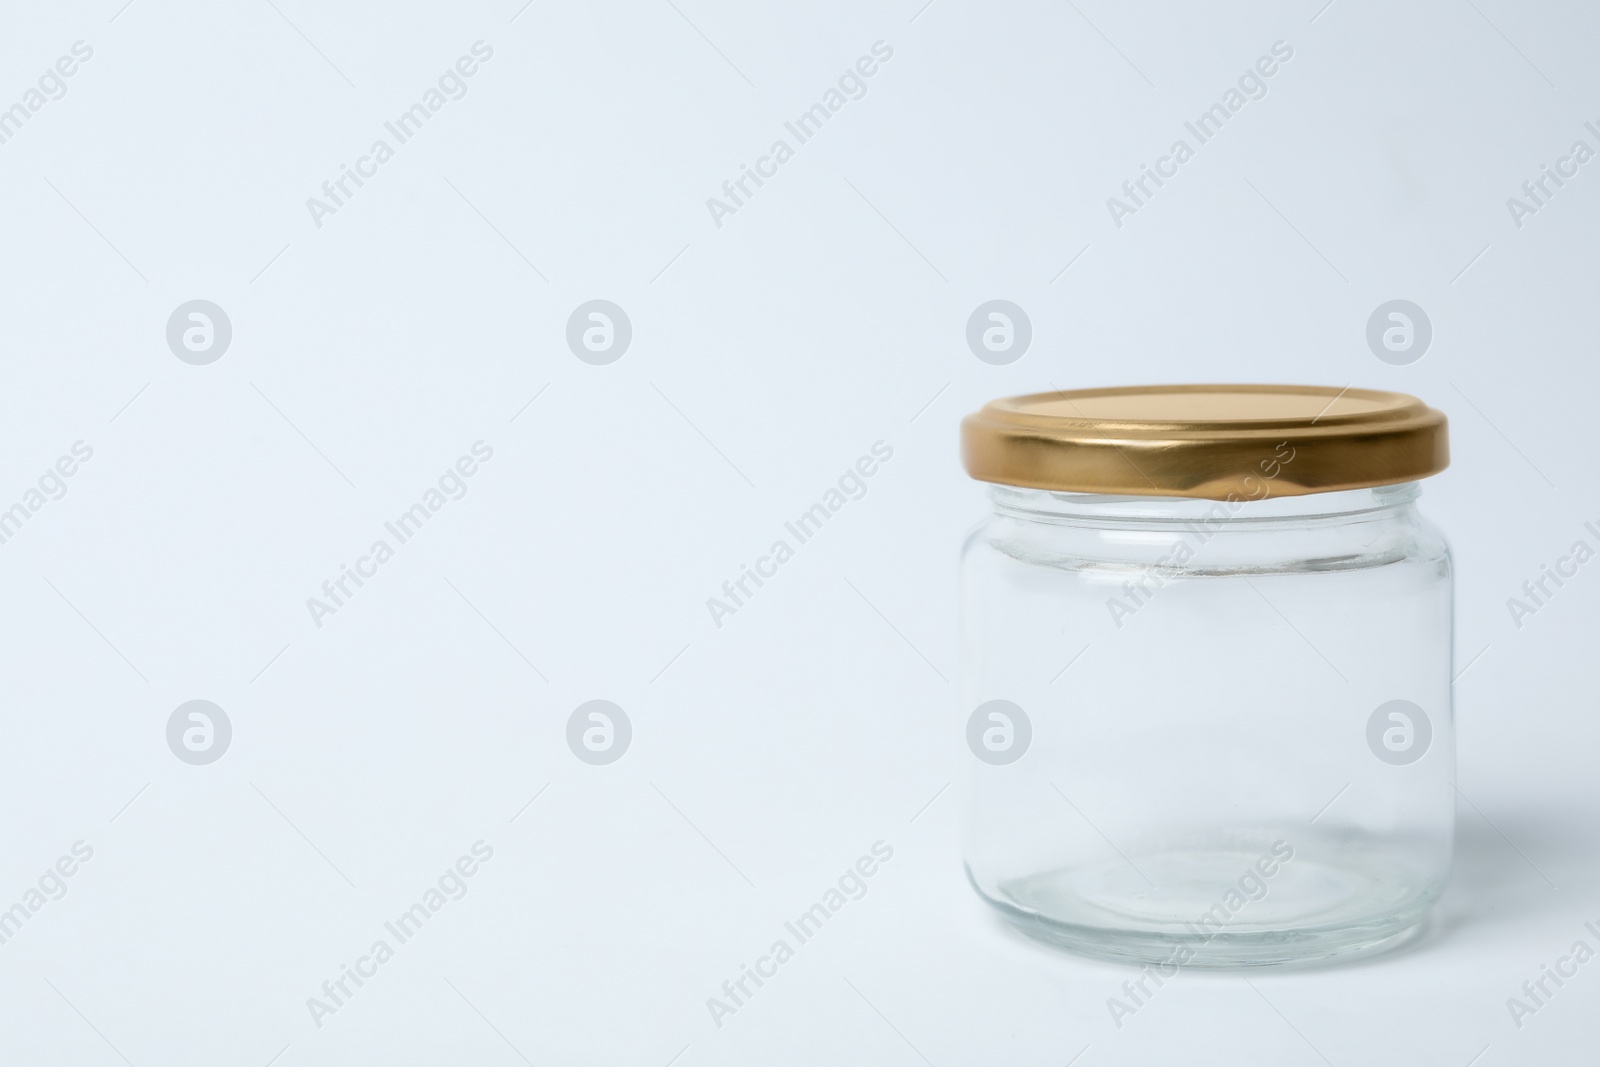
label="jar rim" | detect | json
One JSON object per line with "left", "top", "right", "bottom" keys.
{"left": 987, "top": 481, "right": 1421, "bottom": 527}
{"left": 962, "top": 384, "right": 1448, "bottom": 499}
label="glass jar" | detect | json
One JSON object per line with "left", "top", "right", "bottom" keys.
{"left": 959, "top": 385, "right": 1453, "bottom": 967}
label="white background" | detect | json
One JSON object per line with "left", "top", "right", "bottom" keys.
{"left": 1, "top": 0, "right": 1597, "bottom": 1064}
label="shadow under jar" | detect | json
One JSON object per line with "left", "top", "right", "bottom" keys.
{"left": 959, "top": 385, "right": 1454, "bottom": 968}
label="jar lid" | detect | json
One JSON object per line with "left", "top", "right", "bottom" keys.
{"left": 961, "top": 385, "right": 1448, "bottom": 499}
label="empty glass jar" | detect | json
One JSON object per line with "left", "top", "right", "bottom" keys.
{"left": 960, "top": 385, "right": 1453, "bottom": 967}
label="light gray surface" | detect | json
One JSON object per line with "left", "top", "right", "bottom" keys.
{"left": 0, "top": 1, "right": 1595, "bottom": 1063}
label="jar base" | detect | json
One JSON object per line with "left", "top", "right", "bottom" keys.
{"left": 967, "top": 848, "right": 1441, "bottom": 968}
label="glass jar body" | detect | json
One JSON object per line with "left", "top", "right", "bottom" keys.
{"left": 960, "top": 483, "right": 1453, "bottom": 967}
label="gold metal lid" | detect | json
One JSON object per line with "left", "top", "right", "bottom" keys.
{"left": 961, "top": 385, "right": 1449, "bottom": 499}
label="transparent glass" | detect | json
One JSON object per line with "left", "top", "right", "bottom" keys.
{"left": 961, "top": 482, "right": 1453, "bottom": 967}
